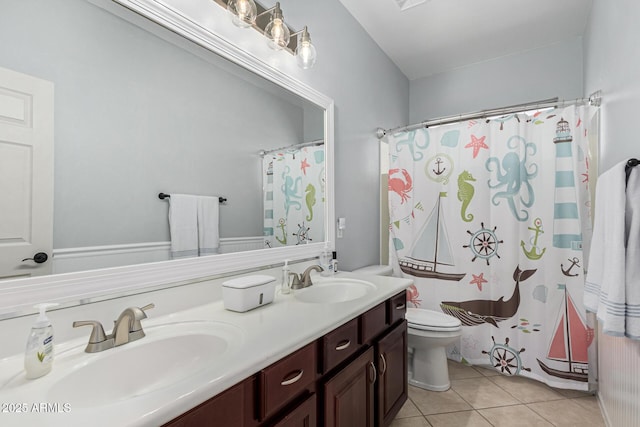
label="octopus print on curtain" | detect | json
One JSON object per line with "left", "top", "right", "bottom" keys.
{"left": 263, "top": 145, "right": 325, "bottom": 248}
{"left": 388, "top": 105, "right": 596, "bottom": 390}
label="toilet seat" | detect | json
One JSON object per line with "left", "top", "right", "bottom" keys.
{"left": 406, "top": 308, "right": 461, "bottom": 332}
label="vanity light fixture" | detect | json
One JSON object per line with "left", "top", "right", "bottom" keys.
{"left": 264, "top": 3, "right": 289, "bottom": 50}
{"left": 226, "top": 0, "right": 257, "bottom": 28}
{"left": 293, "top": 26, "right": 316, "bottom": 69}
{"left": 213, "top": 0, "right": 316, "bottom": 68}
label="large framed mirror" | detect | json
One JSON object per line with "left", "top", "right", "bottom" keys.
{"left": 0, "top": 0, "right": 334, "bottom": 318}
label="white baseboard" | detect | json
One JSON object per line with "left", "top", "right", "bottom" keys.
{"left": 52, "top": 237, "right": 265, "bottom": 274}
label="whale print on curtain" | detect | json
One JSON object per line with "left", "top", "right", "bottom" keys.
{"left": 388, "top": 105, "right": 596, "bottom": 390}
{"left": 263, "top": 145, "right": 325, "bottom": 248}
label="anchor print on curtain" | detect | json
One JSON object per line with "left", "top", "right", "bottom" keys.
{"left": 387, "top": 105, "right": 596, "bottom": 390}
{"left": 263, "top": 145, "right": 325, "bottom": 248}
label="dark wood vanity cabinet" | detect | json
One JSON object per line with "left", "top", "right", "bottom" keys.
{"left": 375, "top": 320, "right": 408, "bottom": 427}
{"left": 163, "top": 290, "right": 407, "bottom": 427}
{"left": 323, "top": 347, "right": 376, "bottom": 427}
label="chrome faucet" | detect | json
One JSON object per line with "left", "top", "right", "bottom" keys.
{"left": 290, "top": 265, "right": 323, "bottom": 289}
{"left": 73, "top": 303, "right": 154, "bottom": 353}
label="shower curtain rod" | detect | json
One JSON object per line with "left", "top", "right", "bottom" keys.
{"left": 376, "top": 90, "right": 603, "bottom": 139}
{"left": 259, "top": 139, "right": 324, "bottom": 156}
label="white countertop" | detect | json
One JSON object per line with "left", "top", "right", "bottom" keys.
{"left": 0, "top": 272, "right": 411, "bottom": 427}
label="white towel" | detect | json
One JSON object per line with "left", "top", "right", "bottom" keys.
{"left": 585, "top": 160, "right": 640, "bottom": 339}
{"left": 197, "top": 196, "right": 220, "bottom": 255}
{"left": 169, "top": 194, "right": 199, "bottom": 259}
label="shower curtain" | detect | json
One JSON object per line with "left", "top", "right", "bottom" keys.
{"left": 263, "top": 145, "right": 325, "bottom": 248}
{"left": 388, "top": 105, "right": 596, "bottom": 390}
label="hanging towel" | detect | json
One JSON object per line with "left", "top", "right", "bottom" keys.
{"left": 168, "top": 194, "right": 199, "bottom": 259}
{"left": 197, "top": 196, "right": 220, "bottom": 255}
{"left": 585, "top": 160, "right": 640, "bottom": 339}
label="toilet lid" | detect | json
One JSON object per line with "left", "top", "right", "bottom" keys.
{"left": 352, "top": 265, "right": 393, "bottom": 276}
{"left": 406, "top": 308, "right": 461, "bottom": 331}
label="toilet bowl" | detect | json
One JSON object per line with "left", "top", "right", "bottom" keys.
{"left": 353, "top": 265, "right": 462, "bottom": 391}
{"left": 406, "top": 308, "right": 461, "bottom": 391}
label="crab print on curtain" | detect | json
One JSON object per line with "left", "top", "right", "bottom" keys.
{"left": 387, "top": 105, "right": 597, "bottom": 390}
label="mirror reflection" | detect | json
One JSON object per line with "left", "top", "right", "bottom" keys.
{"left": 0, "top": 0, "right": 325, "bottom": 279}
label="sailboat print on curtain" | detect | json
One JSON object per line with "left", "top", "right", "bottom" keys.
{"left": 399, "top": 192, "right": 466, "bottom": 281}
{"left": 537, "top": 285, "right": 594, "bottom": 382}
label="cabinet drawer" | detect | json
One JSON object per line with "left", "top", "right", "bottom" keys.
{"left": 360, "top": 301, "right": 387, "bottom": 344}
{"left": 388, "top": 291, "right": 407, "bottom": 326}
{"left": 321, "top": 318, "right": 360, "bottom": 374}
{"left": 260, "top": 341, "right": 317, "bottom": 420}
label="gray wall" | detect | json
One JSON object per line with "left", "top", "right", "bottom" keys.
{"left": 276, "top": 0, "right": 410, "bottom": 271}
{"left": 409, "top": 38, "right": 584, "bottom": 123}
{"left": 583, "top": 1, "right": 640, "bottom": 424}
{"left": 0, "top": 0, "right": 314, "bottom": 248}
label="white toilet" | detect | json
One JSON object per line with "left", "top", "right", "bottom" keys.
{"left": 405, "top": 308, "right": 461, "bottom": 391}
{"left": 352, "top": 265, "right": 463, "bottom": 392}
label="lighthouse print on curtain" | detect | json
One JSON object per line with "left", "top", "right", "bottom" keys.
{"left": 388, "top": 105, "right": 596, "bottom": 390}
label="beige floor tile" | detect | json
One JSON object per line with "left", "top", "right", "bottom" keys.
{"left": 474, "top": 365, "right": 502, "bottom": 377}
{"left": 479, "top": 405, "right": 554, "bottom": 426}
{"left": 409, "top": 385, "right": 472, "bottom": 415}
{"left": 570, "top": 397, "right": 606, "bottom": 424}
{"left": 448, "top": 360, "right": 485, "bottom": 380}
{"left": 450, "top": 378, "right": 520, "bottom": 409}
{"left": 396, "top": 398, "right": 422, "bottom": 418}
{"left": 388, "top": 416, "right": 433, "bottom": 427}
{"left": 551, "top": 387, "right": 595, "bottom": 399}
{"left": 528, "top": 399, "right": 605, "bottom": 426}
{"left": 487, "top": 375, "right": 564, "bottom": 403}
{"left": 426, "top": 410, "right": 493, "bottom": 427}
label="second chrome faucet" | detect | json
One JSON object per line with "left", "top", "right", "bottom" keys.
{"left": 73, "top": 303, "right": 154, "bottom": 353}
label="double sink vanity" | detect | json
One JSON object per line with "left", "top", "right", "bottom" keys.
{"left": 0, "top": 270, "right": 411, "bottom": 427}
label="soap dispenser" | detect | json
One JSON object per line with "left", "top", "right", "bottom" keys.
{"left": 319, "top": 242, "right": 332, "bottom": 276}
{"left": 281, "top": 259, "right": 291, "bottom": 294}
{"left": 24, "top": 303, "right": 58, "bottom": 379}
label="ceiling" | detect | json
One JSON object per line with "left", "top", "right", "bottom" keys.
{"left": 338, "top": 0, "right": 594, "bottom": 81}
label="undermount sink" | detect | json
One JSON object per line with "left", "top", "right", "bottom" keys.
{"left": 47, "top": 321, "right": 243, "bottom": 408}
{"left": 294, "top": 278, "right": 377, "bottom": 304}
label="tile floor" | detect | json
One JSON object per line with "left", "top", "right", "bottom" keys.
{"left": 391, "top": 361, "right": 605, "bottom": 427}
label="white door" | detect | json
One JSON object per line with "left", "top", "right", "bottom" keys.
{"left": 0, "top": 66, "right": 54, "bottom": 279}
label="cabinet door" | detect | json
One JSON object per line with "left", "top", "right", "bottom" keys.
{"left": 376, "top": 320, "right": 408, "bottom": 427}
{"left": 324, "top": 347, "right": 375, "bottom": 427}
{"left": 272, "top": 394, "right": 316, "bottom": 427}
{"left": 162, "top": 378, "right": 254, "bottom": 427}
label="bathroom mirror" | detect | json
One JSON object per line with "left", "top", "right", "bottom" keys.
{"left": 0, "top": 0, "right": 334, "bottom": 318}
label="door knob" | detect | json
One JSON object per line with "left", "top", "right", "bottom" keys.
{"left": 22, "top": 252, "right": 49, "bottom": 264}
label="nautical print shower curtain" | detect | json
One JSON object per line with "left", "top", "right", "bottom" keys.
{"left": 263, "top": 145, "right": 325, "bottom": 248}
{"left": 388, "top": 105, "right": 596, "bottom": 390}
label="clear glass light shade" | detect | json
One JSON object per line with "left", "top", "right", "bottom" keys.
{"left": 227, "top": 0, "right": 257, "bottom": 28}
{"left": 265, "top": 18, "right": 290, "bottom": 50}
{"left": 296, "top": 40, "right": 316, "bottom": 69}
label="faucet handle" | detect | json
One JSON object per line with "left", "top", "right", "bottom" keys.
{"left": 130, "top": 303, "right": 155, "bottom": 332}
{"left": 73, "top": 320, "right": 107, "bottom": 343}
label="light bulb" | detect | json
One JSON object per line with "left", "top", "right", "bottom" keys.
{"left": 295, "top": 28, "right": 316, "bottom": 69}
{"left": 227, "top": 0, "right": 257, "bottom": 28}
{"left": 265, "top": 4, "right": 290, "bottom": 50}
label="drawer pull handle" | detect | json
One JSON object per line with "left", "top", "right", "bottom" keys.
{"left": 335, "top": 340, "right": 351, "bottom": 351}
{"left": 379, "top": 354, "right": 387, "bottom": 376}
{"left": 369, "top": 361, "right": 377, "bottom": 384}
{"left": 281, "top": 369, "right": 304, "bottom": 386}
{"left": 395, "top": 303, "right": 406, "bottom": 310}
